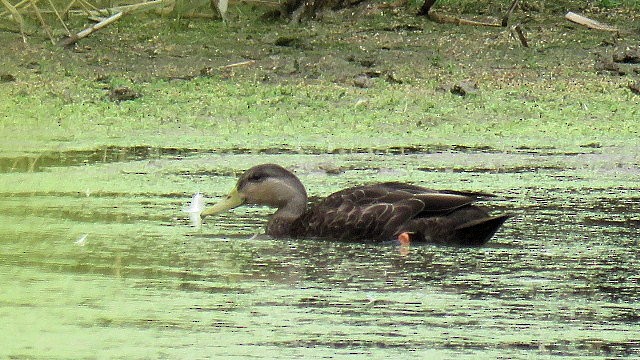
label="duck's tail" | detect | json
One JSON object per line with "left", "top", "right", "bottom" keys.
{"left": 452, "top": 214, "right": 512, "bottom": 246}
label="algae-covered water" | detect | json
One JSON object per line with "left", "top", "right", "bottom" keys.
{"left": 1, "top": 145, "right": 638, "bottom": 359}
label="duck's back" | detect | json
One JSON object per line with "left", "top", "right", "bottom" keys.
{"left": 290, "top": 182, "right": 484, "bottom": 242}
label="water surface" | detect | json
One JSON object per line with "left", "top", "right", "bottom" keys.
{"left": 1, "top": 146, "right": 638, "bottom": 359}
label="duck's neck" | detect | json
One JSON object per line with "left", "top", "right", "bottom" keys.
{"left": 267, "top": 197, "right": 307, "bottom": 237}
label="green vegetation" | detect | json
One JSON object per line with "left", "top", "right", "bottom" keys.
{"left": 1, "top": 4, "right": 639, "bottom": 359}
{"left": 1, "top": 1, "right": 639, "bottom": 155}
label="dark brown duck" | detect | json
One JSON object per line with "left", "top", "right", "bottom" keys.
{"left": 201, "top": 163, "right": 510, "bottom": 246}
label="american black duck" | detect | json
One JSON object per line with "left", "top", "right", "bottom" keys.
{"left": 201, "top": 164, "right": 510, "bottom": 246}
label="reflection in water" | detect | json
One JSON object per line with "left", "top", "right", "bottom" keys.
{"left": 0, "top": 148, "right": 639, "bottom": 358}
{"left": 0, "top": 146, "right": 196, "bottom": 173}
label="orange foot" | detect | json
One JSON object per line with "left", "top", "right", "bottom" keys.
{"left": 397, "top": 232, "right": 411, "bottom": 246}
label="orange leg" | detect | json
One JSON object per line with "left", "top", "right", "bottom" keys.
{"left": 397, "top": 232, "right": 411, "bottom": 246}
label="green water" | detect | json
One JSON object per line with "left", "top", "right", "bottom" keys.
{"left": 1, "top": 146, "right": 639, "bottom": 359}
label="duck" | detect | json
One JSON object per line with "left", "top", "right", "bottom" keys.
{"left": 201, "top": 163, "right": 510, "bottom": 246}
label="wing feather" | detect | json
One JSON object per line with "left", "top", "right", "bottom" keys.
{"left": 293, "top": 182, "right": 485, "bottom": 241}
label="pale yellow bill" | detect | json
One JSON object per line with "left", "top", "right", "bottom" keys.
{"left": 201, "top": 187, "right": 244, "bottom": 219}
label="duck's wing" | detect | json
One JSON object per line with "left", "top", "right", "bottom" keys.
{"left": 294, "top": 183, "right": 478, "bottom": 241}
{"left": 373, "top": 182, "right": 498, "bottom": 199}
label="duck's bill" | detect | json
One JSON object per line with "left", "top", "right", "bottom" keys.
{"left": 201, "top": 187, "right": 244, "bottom": 219}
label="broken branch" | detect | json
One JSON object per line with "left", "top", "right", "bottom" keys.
{"left": 418, "top": 0, "right": 519, "bottom": 28}
{"left": 1, "top": 0, "right": 26, "bottom": 42}
{"left": 58, "top": 11, "right": 122, "bottom": 47}
{"left": 565, "top": 11, "right": 618, "bottom": 32}
{"left": 502, "top": 0, "right": 519, "bottom": 27}
{"left": 511, "top": 24, "right": 528, "bottom": 47}
{"left": 219, "top": 60, "right": 256, "bottom": 70}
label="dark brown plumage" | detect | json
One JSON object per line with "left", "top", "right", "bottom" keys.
{"left": 201, "top": 163, "right": 510, "bottom": 246}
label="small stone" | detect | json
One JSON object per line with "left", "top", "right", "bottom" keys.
{"left": 354, "top": 75, "right": 373, "bottom": 88}
{"left": 274, "top": 36, "right": 305, "bottom": 49}
{"left": 595, "top": 59, "right": 625, "bottom": 76}
{"left": 359, "top": 59, "right": 375, "bottom": 68}
{"left": 613, "top": 47, "right": 640, "bottom": 64}
{"left": 200, "top": 67, "right": 215, "bottom": 77}
{"left": 95, "top": 74, "right": 109, "bottom": 83}
{"left": 385, "top": 71, "right": 402, "bottom": 84}
{"left": 0, "top": 74, "right": 16, "bottom": 82}
{"left": 450, "top": 81, "right": 478, "bottom": 96}
{"left": 317, "top": 162, "right": 342, "bottom": 175}
{"left": 109, "top": 87, "right": 140, "bottom": 102}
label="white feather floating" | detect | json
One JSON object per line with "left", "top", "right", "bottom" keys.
{"left": 75, "top": 234, "right": 88, "bottom": 246}
{"left": 182, "top": 192, "right": 205, "bottom": 228}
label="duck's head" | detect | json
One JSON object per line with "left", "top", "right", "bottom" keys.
{"left": 201, "top": 164, "right": 308, "bottom": 219}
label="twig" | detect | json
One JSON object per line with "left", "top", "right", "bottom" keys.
{"left": 219, "top": 60, "right": 256, "bottom": 70}
{"left": 0, "top": 0, "right": 28, "bottom": 17}
{"left": 1, "top": 0, "right": 26, "bottom": 41}
{"left": 417, "top": 0, "right": 435, "bottom": 17}
{"left": 75, "top": 0, "right": 103, "bottom": 17}
{"left": 114, "top": 0, "right": 163, "bottom": 13}
{"left": 418, "top": 0, "right": 517, "bottom": 28}
{"left": 501, "top": 0, "right": 519, "bottom": 27}
{"left": 565, "top": 11, "right": 618, "bottom": 32}
{"left": 79, "top": 0, "right": 102, "bottom": 12}
{"left": 511, "top": 24, "right": 528, "bottom": 47}
{"left": 61, "top": 0, "right": 79, "bottom": 17}
{"left": 29, "top": 1, "right": 55, "bottom": 44}
{"left": 76, "top": 0, "right": 169, "bottom": 17}
{"left": 58, "top": 11, "right": 122, "bottom": 47}
{"left": 46, "top": 0, "right": 71, "bottom": 34}
{"left": 179, "top": 12, "right": 216, "bottom": 19}
{"left": 431, "top": 13, "right": 502, "bottom": 27}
